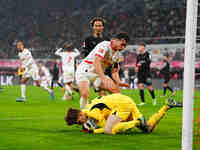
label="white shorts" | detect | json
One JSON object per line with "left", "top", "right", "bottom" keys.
{"left": 63, "top": 70, "right": 74, "bottom": 83}
{"left": 40, "top": 76, "right": 52, "bottom": 86}
{"left": 22, "top": 64, "right": 40, "bottom": 81}
{"left": 75, "top": 62, "right": 101, "bottom": 89}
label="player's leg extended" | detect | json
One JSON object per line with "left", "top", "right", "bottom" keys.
{"left": 63, "top": 72, "right": 73, "bottom": 99}
{"left": 147, "top": 105, "right": 169, "bottom": 132}
{"left": 21, "top": 77, "right": 28, "bottom": 98}
{"left": 163, "top": 82, "right": 168, "bottom": 96}
{"left": 36, "top": 79, "right": 54, "bottom": 100}
{"left": 51, "top": 79, "right": 54, "bottom": 89}
{"left": 147, "top": 99, "right": 182, "bottom": 133}
{"left": 138, "top": 83, "right": 145, "bottom": 105}
{"left": 63, "top": 82, "right": 73, "bottom": 100}
{"left": 111, "top": 119, "right": 140, "bottom": 134}
{"left": 146, "top": 84, "right": 156, "bottom": 105}
{"left": 78, "top": 81, "right": 90, "bottom": 109}
{"left": 32, "top": 66, "right": 53, "bottom": 97}
{"left": 16, "top": 77, "right": 29, "bottom": 102}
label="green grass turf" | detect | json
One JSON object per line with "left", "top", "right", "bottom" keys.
{"left": 0, "top": 85, "right": 199, "bottom": 150}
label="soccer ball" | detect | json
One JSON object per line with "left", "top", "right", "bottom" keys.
{"left": 82, "top": 119, "right": 97, "bottom": 133}
{"left": 112, "top": 52, "right": 120, "bottom": 62}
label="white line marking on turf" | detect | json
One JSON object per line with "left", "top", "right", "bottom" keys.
{"left": 0, "top": 116, "right": 63, "bottom": 121}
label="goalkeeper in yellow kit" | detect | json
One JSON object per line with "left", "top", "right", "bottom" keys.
{"left": 65, "top": 93, "right": 182, "bottom": 134}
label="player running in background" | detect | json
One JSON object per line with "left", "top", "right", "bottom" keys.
{"left": 55, "top": 42, "right": 80, "bottom": 100}
{"left": 158, "top": 53, "right": 176, "bottom": 96}
{"left": 50, "top": 59, "right": 64, "bottom": 90}
{"left": 38, "top": 62, "right": 52, "bottom": 89}
{"left": 16, "top": 41, "right": 54, "bottom": 102}
{"left": 76, "top": 32, "right": 129, "bottom": 109}
{"left": 136, "top": 42, "right": 156, "bottom": 106}
{"left": 65, "top": 93, "right": 182, "bottom": 134}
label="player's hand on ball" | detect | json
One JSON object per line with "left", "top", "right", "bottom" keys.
{"left": 82, "top": 119, "right": 97, "bottom": 133}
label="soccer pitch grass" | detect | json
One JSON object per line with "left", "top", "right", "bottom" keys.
{"left": 0, "top": 85, "right": 199, "bottom": 150}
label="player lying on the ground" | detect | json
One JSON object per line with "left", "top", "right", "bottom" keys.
{"left": 64, "top": 93, "right": 182, "bottom": 134}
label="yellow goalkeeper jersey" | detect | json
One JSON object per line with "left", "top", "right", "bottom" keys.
{"left": 82, "top": 93, "right": 142, "bottom": 127}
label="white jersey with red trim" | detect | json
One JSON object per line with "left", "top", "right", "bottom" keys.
{"left": 18, "top": 48, "right": 36, "bottom": 69}
{"left": 18, "top": 48, "right": 40, "bottom": 80}
{"left": 83, "top": 41, "right": 121, "bottom": 71}
{"left": 55, "top": 48, "right": 80, "bottom": 72}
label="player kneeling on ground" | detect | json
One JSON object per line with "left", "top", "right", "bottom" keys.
{"left": 64, "top": 93, "right": 182, "bottom": 134}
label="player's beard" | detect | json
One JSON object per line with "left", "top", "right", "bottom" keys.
{"left": 96, "top": 31, "right": 103, "bottom": 38}
{"left": 17, "top": 49, "right": 22, "bottom": 52}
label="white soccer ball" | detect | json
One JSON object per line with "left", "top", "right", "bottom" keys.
{"left": 82, "top": 119, "right": 97, "bottom": 132}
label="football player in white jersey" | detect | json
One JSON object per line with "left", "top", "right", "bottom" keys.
{"left": 75, "top": 32, "right": 129, "bottom": 109}
{"left": 38, "top": 62, "right": 52, "bottom": 88}
{"left": 16, "top": 41, "right": 54, "bottom": 102}
{"left": 55, "top": 42, "right": 80, "bottom": 100}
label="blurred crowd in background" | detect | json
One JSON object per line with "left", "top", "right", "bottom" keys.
{"left": 0, "top": 0, "right": 199, "bottom": 81}
{"left": 0, "top": 0, "right": 187, "bottom": 59}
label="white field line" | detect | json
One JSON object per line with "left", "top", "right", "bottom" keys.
{"left": 0, "top": 116, "right": 64, "bottom": 121}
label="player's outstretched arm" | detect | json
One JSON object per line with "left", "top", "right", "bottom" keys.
{"left": 55, "top": 48, "right": 63, "bottom": 56}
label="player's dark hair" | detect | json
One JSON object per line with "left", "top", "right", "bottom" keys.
{"left": 63, "top": 41, "right": 73, "bottom": 51}
{"left": 114, "top": 32, "right": 129, "bottom": 43}
{"left": 90, "top": 17, "right": 106, "bottom": 27}
{"left": 16, "top": 40, "right": 24, "bottom": 45}
{"left": 138, "top": 42, "right": 146, "bottom": 47}
{"left": 64, "top": 108, "right": 81, "bottom": 125}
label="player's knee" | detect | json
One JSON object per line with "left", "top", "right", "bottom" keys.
{"left": 80, "top": 90, "right": 89, "bottom": 99}
{"left": 20, "top": 78, "right": 27, "bottom": 84}
{"left": 104, "top": 128, "right": 113, "bottom": 134}
{"left": 20, "top": 80, "right": 24, "bottom": 84}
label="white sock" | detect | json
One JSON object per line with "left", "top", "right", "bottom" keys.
{"left": 134, "top": 83, "right": 138, "bottom": 89}
{"left": 134, "top": 78, "right": 138, "bottom": 89}
{"left": 65, "top": 84, "right": 72, "bottom": 95}
{"left": 80, "top": 97, "right": 88, "bottom": 109}
{"left": 21, "top": 84, "right": 26, "bottom": 98}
